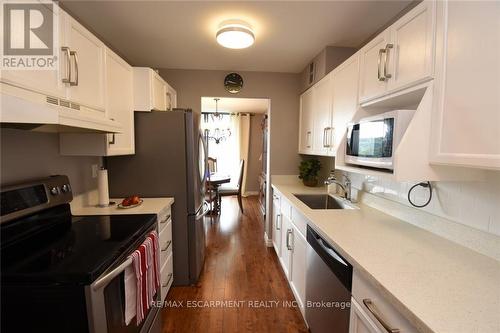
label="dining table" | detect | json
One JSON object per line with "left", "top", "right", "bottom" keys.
{"left": 207, "top": 173, "right": 231, "bottom": 215}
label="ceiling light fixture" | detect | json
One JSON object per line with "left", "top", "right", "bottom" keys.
{"left": 216, "top": 21, "right": 255, "bottom": 49}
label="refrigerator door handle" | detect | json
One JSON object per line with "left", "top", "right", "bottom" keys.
{"left": 195, "top": 201, "right": 210, "bottom": 220}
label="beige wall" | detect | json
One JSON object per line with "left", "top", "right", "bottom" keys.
{"left": 159, "top": 69, "right": 301, "bottom": 176}
{"left": 1, "top": 129, "right": 100, "bottom": 194}
{"left": 159, "top": 69, "right": 300, "bottom": 238}
{"left": 246, "top": 114, "right": 264, "bottom": 193}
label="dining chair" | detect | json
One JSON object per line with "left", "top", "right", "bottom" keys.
{"left": 218, "top": 160, "right": 245, "bottom": 213}
{"left": 208, "top": 157, "right": 217, "bottom": 174}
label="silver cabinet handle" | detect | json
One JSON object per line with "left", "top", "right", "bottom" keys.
{"left": 70, "top": 50, "right": 79, "bottom": 86}
{"left": 276, "top": 214, "right": 281, "bottom": 230}
{"left": 378, "top": 48, "right": 385, "bottom": 81}
{"left": 161, "top": 240, "right": 172, "bottom": 252}
{"left": 306, "top": 131, "right": 312, "bottom": 148}
{"left": 61, "top": 47, "right": 71, "bottom": 84}
{"left": 324, "top": 127, "right": 333, "bottom": 147}
{"left": 286, "top": 229, "right": 293, "bottom": 251}
{"left": 162, "top": 273, "right": 173, "bottom": 288}
{"left": 160, "top": 214, "right": 171, "bottom": 224}
{"left": 383, "top": 44, "right": 393, "bottom": 80}
{"left": 363, "top": 299, "right": 400, "bottom": 333}
{"left": 328, "top": 127, "right": 334, "bottom": 148}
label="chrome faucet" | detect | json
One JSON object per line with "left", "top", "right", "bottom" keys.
{"left": 325, "top": 172, "right": 352, "bottom": 202}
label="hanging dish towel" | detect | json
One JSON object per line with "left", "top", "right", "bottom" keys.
{"left": 123, "top": 231, "right": 160, "bottom": 326}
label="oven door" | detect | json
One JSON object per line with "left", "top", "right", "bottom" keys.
{"left": 345, "top": 117, "right": 395, "bottom": 169}
{"left": 85, "top": 245, "right": 161, "bottom": 333}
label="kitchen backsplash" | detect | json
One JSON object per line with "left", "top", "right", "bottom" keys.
{"left": 336, "top": 170, "right": 500, "bottom": 261}
{"left": 0, "top": 129, "right": 101, "bottom": 195}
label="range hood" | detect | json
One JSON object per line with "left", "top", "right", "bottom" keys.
{"left": 1, "top": 88, "right": 122, "bottom": 133}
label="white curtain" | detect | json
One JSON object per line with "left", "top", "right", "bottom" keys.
{"left": 202, "top": 113, "right": 251, "bottom": 195}
{"left": 239, "top": 114, "right": 250, "bottom": 196}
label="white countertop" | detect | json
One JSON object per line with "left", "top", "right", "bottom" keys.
{"left": 71, "top": 195, "right": 174, "bottom": 216}
{"left": 272, "top": 178, "right": 500, "bottom": 333}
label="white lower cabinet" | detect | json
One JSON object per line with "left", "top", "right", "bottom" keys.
{"left": 158, "top": 206, "right": 174, "bottom": 301}
{"left": 349, "top": 297, "right": 382, "bottom": 333}
{"left": 271, "top": 187, "right": 307, "bottom": 319}
{"left": 280, "top": 213, "right": 292, "bottom": 278}
{"left": 272, "top": 191, "right": 282, "bottom": 257}
{"left": 351, "top": 270, "right": 419, "bottom": 333}
{"left": 289, "top": 223, "right": 307, "bottom": 312}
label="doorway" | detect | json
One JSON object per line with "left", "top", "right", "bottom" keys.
{"left": 201, "top": 97, "right": 270, "bottom": 217}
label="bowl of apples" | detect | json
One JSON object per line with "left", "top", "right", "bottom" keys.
{"left": 118, "top": 195, "right": 143, "bottom": 209}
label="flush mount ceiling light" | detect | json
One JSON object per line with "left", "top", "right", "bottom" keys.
{"left": 216, "top": 21, "right": 255, "bottom": 49}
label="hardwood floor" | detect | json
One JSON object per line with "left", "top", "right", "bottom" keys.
{"left": 161, "top": 196, "right": 308, "bottom": 333}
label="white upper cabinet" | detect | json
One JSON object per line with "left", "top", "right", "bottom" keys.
{"left": 359, "top": 30, "right": 391, "bottom": 103}
{"left": 430, "top": 0, "right": 500, "bottom": 170}
{"left": 105, "top": 49, "right": 134, "bottom": 155}
{"left": 0, "top": 9, "right": 66, "bottom": 99}
{"left": 0, "top": 5, "right": 120, "bottom": 133}
{"left": 359, "top": 1, "right": 436, "bottom": 103}
{"left": 59, "top": 47, "right": 135, "bottom": 156}
{"left": 64, "top": 14, "right": 106, "bottom": 113}
{"left": 298, "top": 88, "right": 315, "bottom": 154}
{"left": 387, "top": 1, "right": 435, "bottom": 92}
{"left": 331, "top": 54, "right": 360, "bottom": 154}
{"left": 134, "top": 67, "right": 170, "bottom": 112}
{"left": 311, "top": 73, "right": 334, "bottom": 156}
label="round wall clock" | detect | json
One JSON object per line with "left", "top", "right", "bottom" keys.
{"left": 224, "top": 73, "right": 243, "bottom": 94}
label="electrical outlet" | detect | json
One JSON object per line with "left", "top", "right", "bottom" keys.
{"left": 91, "top": 164, "right": 99, "bottom": 178}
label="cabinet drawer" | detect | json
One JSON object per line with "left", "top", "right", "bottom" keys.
{"left": 160, "top": 254, "right": 173, "bottom": 301}
{"left": 352, "top": 270, "right": 419, "bottom": 333}
{"left": 157, "top": 209, "right": 172, "bottom": 233}
{"left": 280, "top": 197, "right": 292, "bottom": 219}
{"left": 291, "top": 207, "right": 308, "bottom": 238}
{"left": 159, "top": 222, "right": 172, "bottom": 266}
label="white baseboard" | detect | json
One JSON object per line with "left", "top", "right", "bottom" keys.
{"left": 264, "top": 232, "right": 273, "bottom": 247}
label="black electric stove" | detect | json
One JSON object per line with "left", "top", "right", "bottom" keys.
{"left": 0, "top": 176, "right": 161, "bottom": 333}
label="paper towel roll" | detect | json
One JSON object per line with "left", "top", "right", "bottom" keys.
{"left": 97, "top": 168, "right": 109, "bottom": 207}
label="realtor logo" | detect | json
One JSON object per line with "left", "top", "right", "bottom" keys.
{"left": 1, "top": 0, "right": 58, "bottom": 69}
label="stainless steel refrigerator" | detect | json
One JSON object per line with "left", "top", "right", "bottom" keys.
{"left": 106, "top": 109, "right": 209, "bottom": 285}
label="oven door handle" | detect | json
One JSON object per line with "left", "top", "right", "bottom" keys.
{"left": 91, "top": 257, "right": 133, "bottom": 291}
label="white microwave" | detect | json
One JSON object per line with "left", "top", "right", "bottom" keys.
{"left": 345, "top": 110, "right": 415, "bottom": 170}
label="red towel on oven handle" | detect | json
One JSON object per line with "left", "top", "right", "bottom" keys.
{"left": 148, "top": 231, "right": 160, "bottom": 289}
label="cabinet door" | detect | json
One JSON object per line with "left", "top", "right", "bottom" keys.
{"left": 298, "top": 88, "right": 314, "bottom": 154}
{"left": 289, "top": 224, "right": 307, "bottom": 309}
{"left": 349, "top": 298, "right": 382, "bottom": 333}
{"left": 105, "top": 49, "right": 134, "bottom": 155}
{"left": 387, "top": 0, "right": 435, "bottom": 91}
{"left": 272, "top": 196, "right": 282, "bottom": 258}
{"left": 430, "top": 0, "right": 500, "bottom": 169}
{"left": 152, "top": 72, "right": 167, "bottom": 111}
{"left": 279, "top": 214, "right": 292, "bottom": 278}
{"left": 359, "top": 30, "right": 390, "bottom": 103}
{"left": 311, "top": 73, "right": 333, "bottom": 156}
{"left": 331, "top": 54, "right": 359, "bottom": 154}
{"left": 0, "top": 8, "right": 66, "bottom": 99}
{"left": 66, "top": 16, "right": 106, "bottom": 113}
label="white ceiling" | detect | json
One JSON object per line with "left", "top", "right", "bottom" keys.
{"left": 61, "top": 1, "right": 412, "bottom": 73}
{"left": 201, "top": 97, "right": 269, "bottom": 114}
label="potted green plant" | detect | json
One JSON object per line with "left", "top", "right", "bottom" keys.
{"left": 299, "top": 158, "right": 321, "bottom": 187}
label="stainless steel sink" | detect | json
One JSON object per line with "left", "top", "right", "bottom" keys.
{"left": 294, "top": 194, "right": 357, "bottom": 210}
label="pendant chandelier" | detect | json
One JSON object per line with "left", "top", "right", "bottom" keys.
{"left": 211, "top": 98, "right": 223, "bottom": 121}
{"left": 205, "top": 98, "right": 231, "bottom": 144}
{"left": 206, "top": 127, "right": 231, "bottom": 144}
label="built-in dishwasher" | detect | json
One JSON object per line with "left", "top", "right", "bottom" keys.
{"left": 306, "top": 225, "right": 353, "bottom": 333}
